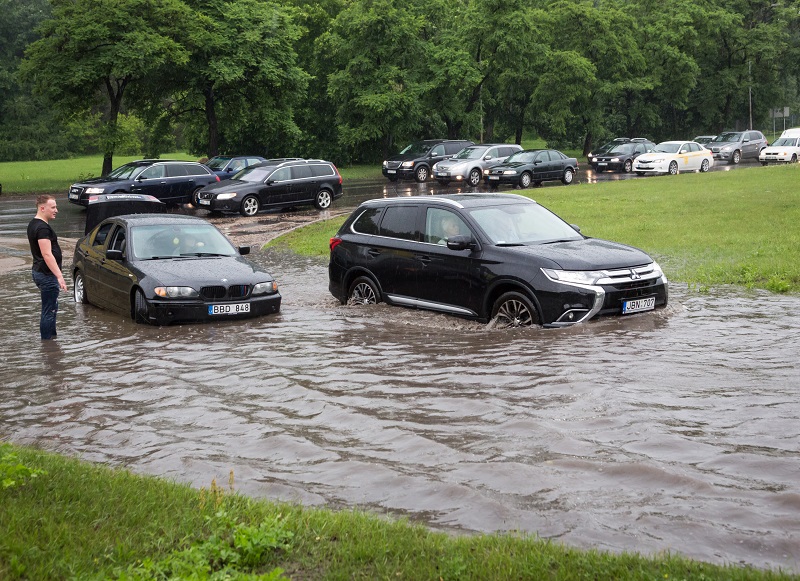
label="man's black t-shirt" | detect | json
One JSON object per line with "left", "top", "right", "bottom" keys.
{"left": 27, "top": 218, "right": 62, "bottom": 275}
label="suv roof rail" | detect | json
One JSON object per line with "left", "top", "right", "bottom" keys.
{"left": 630, "top": 137, "right": 650, "bottom": 142}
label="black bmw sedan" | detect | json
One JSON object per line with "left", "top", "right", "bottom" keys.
{"left": 329, "top": 194, "right": 668, "bottom": 328}
{"left": 73, "top": 214, "right": 281, "bottom": 325}
{"left": 484, "top": 149, "right": 579, "bottom": 188}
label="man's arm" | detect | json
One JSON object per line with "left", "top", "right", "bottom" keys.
{"left": 37, "top": 238, "right": 67, "bottom": 291}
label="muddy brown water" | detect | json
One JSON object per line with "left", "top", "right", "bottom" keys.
{"left": 1, "top": 185, "right": 798, "bottom": 573}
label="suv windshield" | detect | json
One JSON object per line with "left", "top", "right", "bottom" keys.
{"left": 400, "top": 142, "right": 433, "bottom": 155}
{"left": 713, "top": 132, "right": 742, "bottom": 142}
{"left": 205, "top": 156, "right": 232, "bottom": 170}
{"left": 107, "top": 164, "right": 143, "bottom": 180}
{"left": 452, "top": 146, "right": 487, "bottom": 160}
{"left": 468, "top": 203, "right": 583, "bottom": 245}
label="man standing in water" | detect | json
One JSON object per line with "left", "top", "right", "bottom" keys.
{"left": 27, "top": 195, "right": 67, "bottom": 340}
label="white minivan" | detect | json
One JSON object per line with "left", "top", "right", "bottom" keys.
{"left": 759, "top": 127, "right": 800, "bottom": 164}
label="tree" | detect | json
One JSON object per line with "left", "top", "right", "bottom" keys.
{"left": 21, "top": 0, "right": 193, "bottom": 174}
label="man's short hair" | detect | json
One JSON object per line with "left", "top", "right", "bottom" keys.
{"left": 36, "top": 194, "right": 55, "bottom": 207}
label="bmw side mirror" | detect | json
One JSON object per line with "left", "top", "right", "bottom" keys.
{"left": 446, "top": 235, "right": 475, "bottom": 251}
{"left": 239, "top": 246, "right": 251, "bottom": 255}
{"left": 106, "top": 249, "right": 124, "bottom": 261}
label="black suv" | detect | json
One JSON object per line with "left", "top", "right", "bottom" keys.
{"left": 196, "top": 158, "right": 343, "bottom": 216}
{"left": 68, "top": 160, "right": 220, "bottom": 207}
{"left": 383, "top": 139, "right": 474, "bottom": 182}
{"left": 329, "top": 193, "right": 668, "bottom": 328}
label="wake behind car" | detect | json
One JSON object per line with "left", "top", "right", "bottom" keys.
{"left": 196, "top": 158, "right": 342, "bottom": 216}
{"left": 329, "top": 193, "right": 668, "bottom": 328}
{"left": 432, "top": 143, "right": 522, "bottom": 186}
{"left": 484, "top": 149, "right": 578, "bottom": 188}
{"left": 633, "top": 141, "right": 713, "bottom": 175}
{"left": 68, "top": 160, "right": 220, "bottom": 207}
{"left": 382, "top": 139, "right": 474, "bottom": 182}
{"left": 73, "top": 214, "right": 281, "bottom": 325}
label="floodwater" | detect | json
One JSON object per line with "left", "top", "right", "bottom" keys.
{"left": 1, "top": 180, "right": 799, "bottom": 573}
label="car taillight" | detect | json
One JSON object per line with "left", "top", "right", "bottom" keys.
{"left": 215, "top": 175, "right": 220, "bottom": 182}
{"left": 333, "top": 164, "right": 342, "bottom": 184}
{"left": 330, "top": 237, "right": 343, "bottom": 251}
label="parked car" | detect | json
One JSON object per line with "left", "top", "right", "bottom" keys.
{"left": 693, "top": 135, "right": 716, "bottom": 146}
{"left": 432, "top": 143, "right": 523, "bottom": 186}
{"left": 633, "top": 141, "right": 713, "bottom": 175}
{"left": 68, "top": 160, "right": 220, "bottom": 207}
{"left": 707, "top": 130, "right": 767, "bottom": 164}
{"left": 382, "top": 139, "right": 474, "bottom": 182}
{"left": 589, "top": 141, "right": 653, "bottom": 173}
{"left": 205, "top": 155, "right": 267, "bottom": 179}
{"left": 72, "top": 214, "right": 281, "bottom": 325}
{"left": 586, "top": 137, "right": 655, "bottom": 170}
{"left": 196, "top": 158, "right": 343, "bottom": 216}
{"left": 328, "top": 194, "right": 668, "bottom": 328}
{"left": 759, "top": 128, "right": 800, "bottom": 164}
{"left": 484, "top": 149, "right": 578, "bottom": 188}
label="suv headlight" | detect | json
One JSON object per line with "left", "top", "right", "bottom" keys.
{"left": 85, "top": 187, "right": 105, "bottom": 194}
{"left": 402, "top": 161, "right": 415, "bottom": 167}
{"left": 542, "top": 268, "right": 605, "bottom": 285}
{"left": 721, "top": 146, "right": 731, "bottom": 152}
{"left": 154, "top": 286, "right": 198, "bottom": 298}
{"left": 252, "top": 281, "right": 278, "bottom": 295}
{"left": 382, "top": 161, "right": 387, "bottom": 167}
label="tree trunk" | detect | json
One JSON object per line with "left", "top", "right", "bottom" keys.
{"left": 204, "top": 85, "right": 219, "bottom": 157}
{"left": 102, "top": 77, "right": 127, "bottom": 176}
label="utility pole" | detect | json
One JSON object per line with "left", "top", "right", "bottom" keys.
{"left": 749, "top": 61, "right": 753, "bottom": 129}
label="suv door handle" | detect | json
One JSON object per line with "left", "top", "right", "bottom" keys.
{"left": 414, "top": 254, "right": 431, "bottom": 263}
{"left": 367, "top": 248, "right": 381, "bottom": 257}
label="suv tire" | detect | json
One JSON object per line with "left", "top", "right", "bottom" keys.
{"left": 467, "top": 168, "right": 482, "bottom": 187}
{"left": 314, "top": 189, "right": 333, "bottom": 210}
{"left": 348, "top": 276, "right": 380, "bottom": 305}
{"left": 490, "top": 291, "right": 538, "bottom": 328}
{"left": 415, "top": 165, "right": 429, "bottom": 182}
{"left": 730, "top": 150, "right": 741, "bottom": 164}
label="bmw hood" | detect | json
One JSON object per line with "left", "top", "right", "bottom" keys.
{"left": 512, "top": 238, "right": 654, "bottom": 270}
{"left": 136, "top": 256, "right": 272, "bottom": 286}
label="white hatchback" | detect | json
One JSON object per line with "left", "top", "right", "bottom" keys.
{"left": 633, "top": 141, "right": 714, "bottom": 175}
{"left": 759, "top": 133, "right": 800, "bottom": 164}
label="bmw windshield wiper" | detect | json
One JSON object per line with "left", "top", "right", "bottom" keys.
{"left": 541, "top": 239, "right": 580, "bottom": 245}
{"left": 178, "top": 252, "right": 230, "bottom": 257}
{"left": 495, "top": 242, "right": 526, "bottom": 247}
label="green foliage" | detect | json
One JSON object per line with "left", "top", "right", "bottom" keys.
{"left": 0, "top": 443, "right": 46, "bottom": 490}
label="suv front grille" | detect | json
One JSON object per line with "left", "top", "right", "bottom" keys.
{"left": 386, "top": 161, "right": 402, "bottom": 169}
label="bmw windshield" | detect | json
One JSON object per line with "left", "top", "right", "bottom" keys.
{"left": 468, "top": 203, "right": 584, "bottom": 245}
{"left": 131, "top": 224, "right": 238, "bottom": 260}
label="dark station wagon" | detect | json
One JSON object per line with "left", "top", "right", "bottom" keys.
{"left": 329, "top": 194, "right": 668, "bottom": 328}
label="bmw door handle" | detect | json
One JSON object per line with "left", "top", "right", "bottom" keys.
{"left": 414, "top": 254, "right": 432, "bottom": 264}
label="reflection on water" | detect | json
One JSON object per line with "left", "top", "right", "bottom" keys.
{"left": 2, "top": 249, "right": 799, "bottom": 573}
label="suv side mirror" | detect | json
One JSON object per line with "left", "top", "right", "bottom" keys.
{"left": 106, "top": 249, "right": 124, "bottom": 261}
{"left": 239, "top": 246, "right": 251, "bottom": 255}
{"left": 446, "top": 235, "right": 475, "bottom": 251}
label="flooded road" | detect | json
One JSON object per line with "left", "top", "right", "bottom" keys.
{"left": 1, "top": 179, "right": 799, "bottom": 573}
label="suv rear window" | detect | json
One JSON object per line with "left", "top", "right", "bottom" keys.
{"left": 184, "top": 163, "right": 208, "bottom": 176}
{"left": 310, "top": 164, "right": 334, "bottom": 177}
{"left": 291, "top": 165, "right": 313, "bottom": 179}
{"left": 166, "top": 164, "right": 189, "bottom": 177}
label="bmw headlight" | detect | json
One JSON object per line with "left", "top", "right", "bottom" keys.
{"left": 542, "top": 268, "right": 606, "bottom": 285}
{"left": 85, "top": 187, "right": 105, "bottom": 194}
{"left": 217, "top": 193, "right": 237, "bottom": 200}
{"left": 503, "top": 170, "right": 518, "bottom": 175}
{"left": 154, "top": 286, "right": 198, "bottom": 298}
{"left": 402, "top": 161, "right": 414, "bottom": 168}
{"left": 252, "top": 281, "right": 278, "bottom": 295}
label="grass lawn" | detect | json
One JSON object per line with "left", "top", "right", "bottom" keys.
{"left": 269, "top": 163, "right": 800, "bottom": 294}
{"left": 1, "top": 443, "right": 794, "bottom": 580}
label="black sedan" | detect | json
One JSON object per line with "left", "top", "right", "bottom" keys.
{"left": 329, "top": 194, "right": 668, "bottom": 328}
{"left": 589, "top": 141, "right": 652, "bottom": 173}
{"left": 484, "top": 149, "right": 578, "bottom": 188}
{"left": 72, "top": 214, "right": 281, "bottom": 325}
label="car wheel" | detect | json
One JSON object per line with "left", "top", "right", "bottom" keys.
{"left": 467, "top": 168, "right": 482, "bottom": 187}
{"left": 415, "top": 166, "right": 429, "bottom": 182}
{"left": 73, "top": 271, "right": 88, "bottom": 304}
{"left": 623, "top": 159, "right": 633, "bottom": 173}
{"left": 561, "top": 168, "right": 574, "bottom": 185}
{"left": 191, "top": 187, "right": 203, "bottom": 207}
{"left": 314, "top": 189, "right": 332, "bottom": 210}
{"left": 240, "top": 195, "right": 260, "bottom": 217}
{"left": 730, "top": 150, "right": 741, "bottom": 164}
{"left": 668, "top": 161, "right": 678, "bottom": 175}
{"left": 347, "top": 276, "right": 380, "bottom": 305}
{"left": 437, "top": 179, "right": 450, "bottom": 186}
{"left": 792, "top": 154, "right": 798, "bottom": 163}
{"left": 519, "top": 172, "right": 532, "bottom": 188}
{"left": 133, "top": 289, "right": 150, "bottom": 324}
{"left": 700, "top": 159, "right": 710, "bottom": 172}
{"left": 490, "top": 291, "right": 538, "bottom": 328}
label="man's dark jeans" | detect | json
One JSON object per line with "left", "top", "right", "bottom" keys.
{"left": 32, "top": 270, "right": 60, "bottom": 340}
